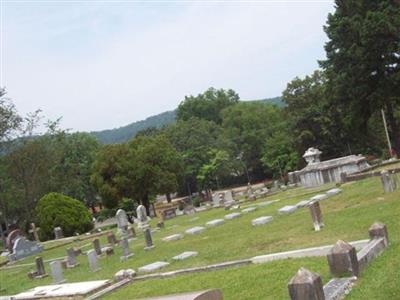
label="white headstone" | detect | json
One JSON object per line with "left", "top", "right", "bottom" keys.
{"left": 172, "top": 251, "right": 198, "bottom": 261}
{"left": 138, "top": 261, "right": 170, "bottom": 273}
{"left": 310, "top": 194, "right": 328, "bottom": 202}
{"left": 224, "top": 212, "right": 241, "bottom": 220}
{"left": 162, "top": 234, "right": 183, "bottom": 242}
{"left": 87, "top": 249, "right": 100, "bottom": 272}
{"left": 116, "top": 209, "right": 129, "bottom": 231}
{"left": 242, "top": 207, "right": 257, "bottom": 213}
{"left": 326, "top": 188, "right": 342, "bottom": 197}
{"left": 252, "top": 216, "right": 273, "bottom": 226}
{"left": 278, "top": 205, "right": 297, "bottom": 215}
{"left": 49, "top": 260, "right": 65, "bottom": 284}
{"left": 206, "top": 219, "right": 225, "bottom": 227}
{"left": 185, "top": 226, "right": 205, "bottom": 235}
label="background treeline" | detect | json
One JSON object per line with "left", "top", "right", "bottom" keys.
{"left": 0, "top": 0, "right": 399, "bottom": 232}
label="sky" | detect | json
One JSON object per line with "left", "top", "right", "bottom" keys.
{"left": 1, "top": 0, "right": 335, "bottom": 132}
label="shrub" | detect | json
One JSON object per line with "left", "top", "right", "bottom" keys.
{"left": 94, "top": 208, "right": 116, "bottom": 222}
{"left": 36, "top": 192, "right": 94, "bottom": 240}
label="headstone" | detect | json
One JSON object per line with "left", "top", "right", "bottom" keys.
{"left": 107, "top": 232, "right": 117, "bottom": 245}
{"left": 49, "top": 260, "right": 65, "bottom": 284}
{"left": 327, "top": 240, "right": 359, "bottom": 277}
{"left": 258, "top": 201, "right": 274, "bottom": 208}
{"left": 138, "top": 290, "right": 223, "bottom": 300}
{"left": 183, "top": 205, "right": 196, "bottom": 215}
{"left": 310, "top": 194, "right": 328, "bottom": 202}
{"left": 35, "top": 257, "right": 47, "bottom": 277}
{"left": 120, "top": 237, "right": 134, "bottom": 261}
{"left": 6, "top": 229, "right": 23, "bottom": 252}
{"left": 206, "top": 219, "right": 225, "bottom": 227}
{"left": 242, "top": 207, "right": 257, "bottom": 213}
{"left": 308, "top": 201, "right": 324, "bottom": 231}
{"left": 172, "top": 251, "right": 198, "bottom": 261}
{"left": 54, "top": 227, "right": 63, "bottom": 240}
{"left": 278, "top": 205, "right": 297, "bottom": 215}
{"left": 28, "top": 256, "right": 48, "bottom": 279}
{"left": 116, "top": 209, "right": 129, "bottom": 234}
{"left": 252, "top": 216, "right": 273, "bottom": 226}
{"left": 87, "top": 249, "right": 100, "bottom": 272}
{"left": 380, "top": 170, "right": 397, "bottom": 193}
{"left": 162, "top": 234, "right": 183, "bottom": 242}
{"left": 9, "top": 237, "right": 44, "bottom": 261}
{"left": 93, "top": 238, "right": 102, "bottom": 256}
{"left": 185, "top": 226, "right": 205, "bottom": 235}
{"left": 296, "top": 200, "right": 310, "bottom": 208}
{"left": 137, "top": 205, "right": 149, "bottom": 230}
{"left": 144, "top": 228, "right": 154, "bottom": 250}
{"left": 288, "top": 267, "right": 325, "bottom": 300}
{"left": 224, "top": 212, "right": 241, "bottom": 220}
{"left": 138, "top": 261, "right": 170, "bottom": 273}
{"left": 29, "top": 223, "right": 40, "bottom": 242}
{"left": 66, "top": 247, "right": 79, "bottom": 268}
{"left": 326, "top": 188, "right": 342, "bottom": 197}
{"left": 114, "top": 269, "right": 136, "bottom": 281}
{"left": 369, "top": 222, "right": 389, "bottom": 247}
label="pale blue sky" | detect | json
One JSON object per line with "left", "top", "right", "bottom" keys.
{"left": 2, "top": 1, "right": 334, "bottom": 131}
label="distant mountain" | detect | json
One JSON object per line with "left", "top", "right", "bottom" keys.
{"left": 91, "top": 96, "right": 283, "bottom": 144}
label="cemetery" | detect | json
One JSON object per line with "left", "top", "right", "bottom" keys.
{"left": 0, "top": 169, "right": 399, "bottom": 299}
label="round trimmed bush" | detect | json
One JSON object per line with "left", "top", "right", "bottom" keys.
{"left": 36, "top": 192, "right": 94, "bottom": 240}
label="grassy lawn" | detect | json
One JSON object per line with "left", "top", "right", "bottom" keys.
{"left": 0, "top": 176, "right": 399, "bottom": 299}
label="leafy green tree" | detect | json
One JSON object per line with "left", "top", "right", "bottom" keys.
{"left": 54, "top": 133, "right": 100, "bottom": 205}
{"left": 0, "top": 88, "right": 22, "bottom": 143}
{"left": 91, "top": 143, "right": 129, "bottom": 209}
{"left": 321, "top": 0, "right": 400, "bottom": 154}
{"left": 221, "top": 102, "right": 283, "bottom": 181}
{"left": 126, "top": 135, "right": 182, "bottom": 214}
{"left": 164, "top": 117, "right": 223, "bottom": 195}
{"left": 36, "top": 192, "right": 93, "bottom": 240}
{"left": 177, "top": 87, "right": 239, "bottom": 124}
{"left": 197, "top": 149, "right": 232, "bottom": 191}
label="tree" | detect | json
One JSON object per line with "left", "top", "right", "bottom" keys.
{"left": 321, "top": 0, "right": 400, "bottom": 154}
{"left": 177, "top": 87, "right": 239, "bottom": 124}
{"left": 197, "top": 149, "right": 232, "bottom": 191}
{"left": 91, "top": 143, "right": 129, "bottom": 209}
{"left": 221, "top": 102, "right": 283, "bottom": 181}
{"left": 0, "top": 88, "right": 22, "bottom": 143}
{"left": 126, "top": 135, "right": 182, "bottom": 214}
{"left": 164, "top": 117, "right": 223, "bottom": 195}
{"left": 35, "top": 192, "right": 93, "bottom": 240}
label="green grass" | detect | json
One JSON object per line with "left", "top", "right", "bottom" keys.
{"left": 0, "top": 176, "right": 399, "bottom": 299}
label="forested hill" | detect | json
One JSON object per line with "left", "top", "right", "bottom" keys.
{"left": 91, "top": 96, "right": 283, "bottom": 144}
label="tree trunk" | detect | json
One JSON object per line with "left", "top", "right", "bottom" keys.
{"left": 385, "top": 101, "right": 400, "bottom": 156}
{"left": 166, "top": 193, "right": 171, "bottom": 203}
{"left": 141, "top": 194, "right": 150, "bottom": 216}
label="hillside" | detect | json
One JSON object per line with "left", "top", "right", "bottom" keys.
{"left": 91, "top": 97, "right": 283, "bottom": 144}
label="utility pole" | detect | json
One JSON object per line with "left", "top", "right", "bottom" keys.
{"left": 381, "top": 109, "right": 393, "bottom": 158}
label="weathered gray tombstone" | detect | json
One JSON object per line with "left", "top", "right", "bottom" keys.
{"left": 107, "top": 232, "right": 117, "bottom": 245}
{"left": 340, "top": 172, "right": 347, "bottom": 184}
{"left": 327, "top": 240, "right": 359, "bottom": 277}
{"left": 120, "top": 237, "right": 134, "bottom": 261}
{"left": 369, "top": 222, "right": 389, "bottom": 247}
{"left": 49, "top": 260, "right": 65, "bottom": 284}
{"left": 116, "top": 209, "right": 129, "bottom": 235}
{"left": 93, "top": 238, "right": 102, "bottom": 256}
{"left": 9, "top": 237, "right": 44, "bottom": 261}
{"left": 6, "top": 229, "right": 23, "bottom": 252}
{"left": 35, "top": 257, "right": 47, "bottom": 277}
{"left": 87, "top": 249, "right": 100, "bottom": 272}
{"left": 28, "top": 256, "right": 48, "bottom": 279}
{"left": 288, "top": 267, "right": 325, "bottom": 300}
{"left": 308, "top": 201, "right": 324, "bottom": 231}
{"left": 144, "top": 228, "right": 154, "bottom": 250}
{"left": 66, "top": 247, "right": 78, "bottom": 268}
{"left": 54, "top": 227, "right": 63, "bottom": 240}
{"left": 29, "top": 223, "right": 40, "bottom": 242}
{"left": 137, "top": 205, "right": 149, "bottom": 230}
{"left": 380, "top": 170, "right": 396, "bottom": 193}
